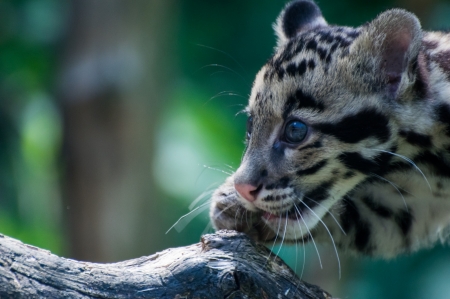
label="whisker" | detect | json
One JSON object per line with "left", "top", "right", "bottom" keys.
{"left": 201, "top": 221, "right": 213, "bottom": 235}
{"left": 368, "top": 148, "right": 432, "bottom": 191}
{"left": 212, "top": 90, "right": 247, "bottom": 99}
{"left": 195, "top": 164, "right": 230, "bottom": 187}
{"left": 202, "top": 165, "right": 233, "bottom": 176}
{"left": 194, "top": 43, "right": 248, "bottom": 76}
{"left": 299, "top": 201, "right": 341, "bottom": 279}
{"left": 166, "top": 201, "right": 211, "bottom": 234}
{"left": 303, "top": 196, "right": 346, "bottom": 236}
{"left": 209, "top": 70, "right": 227, "bottom": 77}
{"left": 239, "top": 207, "right": 247, "bottom": 228}
{"left": 293, "top": 217, "right": 299, "bottom": 274}
{"left": 267, "top": 215, "right": 282, "bottom": 262}
{"left": 294, "top": 211, "right": 306, "bottom": 279}
{"left": 204, "top": 90, "right": 247, "bottom": 106}
{"left": 293, "top": 204, "right": 323, "bottom": 269}
{"left": 370, "top": 172, "right": 409, "bottom": 211}
{"left": 212, "top": 201, "right": 238, "bottom": 219}
{"left": 196, "top": 64, "right": 247, "bottom": 83}
{"left": 275, "top": 211, "right": 289, "bottom": 258}
{"left": 189, "top": 189, "right": 215, "bottom": 210}
{"left": 223, "top": 164, "right": 237, "bottom": 172}
{"left": 235, "top": 109, "right": 248, "bottom": 117}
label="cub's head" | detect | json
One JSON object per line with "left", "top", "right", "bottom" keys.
{"left": 211, "top": 0, "right": 423, "bottom": 242}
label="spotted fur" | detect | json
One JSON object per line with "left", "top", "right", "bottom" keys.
{"left": 210, "top": 0, "right": 450, "bottom": 257}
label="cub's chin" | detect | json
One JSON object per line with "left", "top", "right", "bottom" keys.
{"left": 210, "top": 176, "right": 277, "bottom": 242}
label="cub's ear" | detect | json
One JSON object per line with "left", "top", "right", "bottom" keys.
{"left": 352, "top": 9, "right": 422, "bottom": 99}
{"left": 274, "top": 0, "right": 327, "bottom": 46}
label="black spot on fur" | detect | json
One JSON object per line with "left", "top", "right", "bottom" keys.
{"left": 395, "top": 209, "right": 413, "bottom": 236}
{"left": 278, "top": 177, "right": 290, "bottom": 188}
{"left": 339, "top": 152, "right": 379, "bottom": 174}
{"left": 269, "top": 72, "right": 276, "bottom": 81}
{"left": 329, "top": 43, "right": 339, "bottom": 54}
{"left": 338, "top": 39, "right": 352, "bottom": 48}
{"left": 334, "top": 35, "right": 344, "bottom": 44}
{"left": 262, "top": 195, "right": 275, "bottom": 201}
{"left": 362, "top": 196, "right": 393, "bottom": 218}
{"left": 432, "top": 50, "right": 450, "bottom": 80}
{"left": 413, "top": 78, "right": 427, "bottom": 98}
{"left": 286, "top": 63, "right": 297, "bottom": 77}
{"left": 413, "top": 55, "right": 429, "bottom": 99}
{"left": 296, "top": 89, "right": 324, "bottom": 111}
{"left": 308, "top": 59, "right": 315, "bottom": 69}
{"left": 399, "top": 130, "right": 432, "bottom": 148}
{"left": 297, "top": 60, "right": 307, "bottom": 76}
{"left": 340, "top": 152, "right": 378, "bottom": 173}
{"left": 293, "top": 40, "right": 305, "bottom": 55}
{"left": 387, "top": 161, "right": 413, "bottom": 174}
{"left": 436, "top": 104, "right": 450, "bottom": 136}
{"left": 354, "top": 220, "right": 372, "bottom": 253}
{"left": 265, "top": 184, "right": 274, "bottom": 190}
{"left": 346, "top": 30, "right": 360, "bottom": 39}
{"left": 343, "top": 171, "right": 355, "bottom": 179}
{"left": 341, "top": 197, "right": 373, "bottom": 253}
{"left": 317, "top": 30, "right": 334, "bottom": 43}
{"left": 306, "top": 181, "right": 334, "bottom": 202}
{"left": 283, "top": 95, "right": 297, "bottom": 119}
{"left": 261, "top": 169, "right": 268, "bottom": 177}
{"left": 283, "top": 89, "right": 323, "bottom": 119}
{"left": 301, "top": 195, "right": 319, "bottom": 211}
{"left": 277, "top": 68, "right": 285, "bottom": 80}
{"left": 306, "top": 39, "right": 318, "bottom": 51}
{"left": 317, "top": 47, "right": 327, "bottom": 60}
{"left": 282, "top": 38, "right": 295, "bottom": 55}
{"left": 340, "top": 197, "right": 359, "bottom": 234}
{"left": 315, "top": 109, "right": 390, "bottom": 143}
{"left": 415, "top": 151, "right": 450, "bottom": 177}
{"left": 297, "top": 160, "right": 327, "bottom": 176}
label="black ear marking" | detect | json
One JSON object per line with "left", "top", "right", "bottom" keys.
{"left": 282, "top": 0, "right": 325, "bottom": 38}
{"left": 274, "top": 0, "right": 327, "bottom": 46}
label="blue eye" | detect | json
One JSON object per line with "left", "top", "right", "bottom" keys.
{"left": 284, "top": 120, "right": 308, "bottom": 143}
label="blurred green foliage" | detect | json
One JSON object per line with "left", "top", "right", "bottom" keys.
{"left": 1, "top": 0, "right": 450, "bottom": 298}
{"left": 0, "top": 0, "right": 65, "bottom": 254}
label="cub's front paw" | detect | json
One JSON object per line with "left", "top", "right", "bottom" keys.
{"left": 210, "top": 176, "right": 276, "bottom": 242}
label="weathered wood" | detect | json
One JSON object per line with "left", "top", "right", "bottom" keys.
{"left": 0, "top": 230, "right": 333, "bottom": 298}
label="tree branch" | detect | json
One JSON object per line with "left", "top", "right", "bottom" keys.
{"left": 0, "top": 230, "right": 333, "bottom": 298}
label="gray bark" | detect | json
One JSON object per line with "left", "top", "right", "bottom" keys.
{"left": 0, "top": 230, "right": 333, "bottom": 299}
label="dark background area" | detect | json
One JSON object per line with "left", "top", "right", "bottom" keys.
{"left": 1, "top": 0, "right": 450, "bottom": 298}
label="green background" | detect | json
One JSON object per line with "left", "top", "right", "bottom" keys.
{"left": 1, "top": 0, "right": 450, "bottom": 297}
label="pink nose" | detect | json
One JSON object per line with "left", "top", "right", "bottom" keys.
{"left": 235, "top": 183, "right": 261, "bottom": 202}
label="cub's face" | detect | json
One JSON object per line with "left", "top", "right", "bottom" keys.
{"left": 210, "top": 0, "right": 422, "bottom": 243}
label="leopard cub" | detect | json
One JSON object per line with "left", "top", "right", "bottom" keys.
{"left": 210, "top": 0, "right": 450, "bottom": 257}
